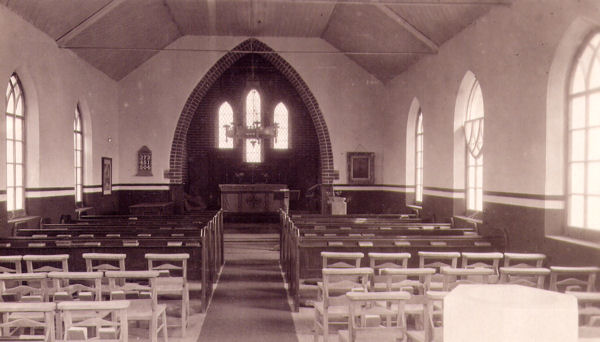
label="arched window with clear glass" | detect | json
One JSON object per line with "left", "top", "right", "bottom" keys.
{"left": 218, "top": 102, "right": 234, "bottom": 149}
{"left": 245, "top": 89, "right": 261, "bottom": 163}
{"left": 74, "top": 105, "right": 83, "bottom": 204}
{"left": 464, "top": 79, "right": 484, "bottom": 212}
{"left": 5, "top": 73, "right": 25, "bottom": 216}
{"left": 568, "top": 32, "right": 600, "bottom": 231}
{"left": 273, "top": 103, "right": 288, "bottom": 149}
{"left": 415, "top": 109, "right": 424, "bottom": 203}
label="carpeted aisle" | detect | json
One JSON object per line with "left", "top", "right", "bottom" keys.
{"left": 198, "top": 236, "right": 298, "bottom": 342}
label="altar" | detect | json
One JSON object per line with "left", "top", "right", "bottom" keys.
{"left": 219, "top": 184, "right": 289, "bottom": 213}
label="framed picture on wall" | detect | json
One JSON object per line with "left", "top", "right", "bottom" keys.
{"left": 347, "top": 152, "right": 374, "bottom": 184}
{"left": 102, "top": 157, "right": 112, "bottom": 196}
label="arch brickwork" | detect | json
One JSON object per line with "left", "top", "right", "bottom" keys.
{"left": 168, "top": 38, "right": 334, "bottom": 186}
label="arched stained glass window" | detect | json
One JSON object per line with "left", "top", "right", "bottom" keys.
{"left": 245, "top": 90, "right": 262, "bottom": 162}
{"left": 218, "top": 102, "right": 234, "bottom": 149}
{"left": 245, "top": 139, "right": 262, "bottom": 163}
{"left": 568, "top": 32, "right": 600, "bottom": 231}
{"left": 273, "top": 103, "right": 288, "bottom": 149}
{"left": 465, "top": 79, "right": 484, "bottom": 212}
{"left": 246, "top": 89, "right": 261, "bottom": 127}
{"left": 74, "top": 105, "right": 83, "bottom": 204}
{"left": 415, "top": 109, "right": 424, "bottom": 203}
{"left": 6, "top": 73, "right": 25, "bottom": 215}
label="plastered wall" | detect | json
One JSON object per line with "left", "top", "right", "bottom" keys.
{"left": 117, "top": 36, "right": 386, "bottom": 186}
{"left": 0, "top": 6, "right": 120, "bottom": 222}
{"left": 384, "top": 0, "right": 600, "bottom": 196}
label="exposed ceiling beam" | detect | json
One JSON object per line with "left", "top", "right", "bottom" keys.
{"left": 163, "top": 0, "right": 183, "bottom": 38}
{"left": 56, "top": 0, "right": 127, "bottom": 47}
{"left": 241, "top": 0, "right": 511, "bottom": 6}
{"left": 376, "top": 3, "right": 439, "bottom": 53}
{"left": 317, "top": 3, "right": 337, "bottom": 39}
{"left": 60, "top": 46, "right": 435, "bottom": 55}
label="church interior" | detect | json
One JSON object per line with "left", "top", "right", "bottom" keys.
{"left": 0, "top": 0, "right": 599, "bottom": 341}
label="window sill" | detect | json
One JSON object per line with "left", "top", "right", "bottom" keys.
{"left": 453, "top": 215, "right": 483, "bottom": 225}
{"left": 8, "top": 215, "right": 40, "bottom": 224}
{"left": 546, "top": 235, "right": 600, "bottom": 251}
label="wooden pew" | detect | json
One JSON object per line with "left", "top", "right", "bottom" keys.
{"left": 2, "top": 210, "right": 224, "bottom": 313}
{"left": 279, "top": 210, "right": 502, "bottom": 311}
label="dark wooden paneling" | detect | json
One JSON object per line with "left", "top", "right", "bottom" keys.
{"left": 336, "top": 190, "right": 406, "bottom": 214}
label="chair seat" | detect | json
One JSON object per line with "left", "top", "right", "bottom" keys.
{"left": 127, "top": 300, "right": 167, "bottom": 320}
{"left": 407, "top": 328, "right": 443, "bottom": 342}
{"left": 339, "top": 328, "right": 406, "bottom": 342}
{"left": 313, "top": 302, "right": 349, "bottom": 318}
{"left": 156, "top": 278, "right": 185, "bottom": 294}
{"left": 579, "top": 326, "right": 600, "bottom": 338}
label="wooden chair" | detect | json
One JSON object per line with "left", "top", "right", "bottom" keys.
{"left": 313, "top": 268, "right": 373, "bottom": 342}
{"left": 566, "top": 291, "right": 600, "bottom": 341}
{"left": 105, "top": 270, "right": 167, "bottom": 342}
{"left": 499, "top": 267, "right": 550, "bottom": 289}
{"left": 48, "top": 271, "right": 103, "bottom": 339}
{"left": 23, "top": 255, "right": 69, "bottom": 292}
{"left": 82, "top": 253, "right": 127, "bottom": 297}
{"left": 381, "top": 268, "right": 436, "bottom": 331}
{"left": 549, "top": 266, "right": 600, "bottom": 292}
{"left": 460, "top": 252, "right": 503, "bottom": 283}
{"left": 57, "top": 300, "right": 129, "bottom": 342}
{"left": 145, "top": 253, "right": 190, "bottom": 337}
{"left": 0, "top": 302, "right": 55, "bottom": 342}
{"left": 440, "top": 267, "right": 494, "bottom": 291}
{"left": 418, "top": 251, "right": 460, "bottom": 290}
{"left": 311, "top": 252, "right": 365, "bottom": 303}
{"left": 406, "top": 291, "right": 448, "bottom": 342}
{"left": 338, "top": 291, "right": 412, "bottom": 342}
{"left": 503, "top": 252, "right": 545, "bottom": 268}
{"left": 47, "top": 271, "right": 103, "bottom": 302}
{"left": 368, "top": 252, "right": 410, "bottom": 291}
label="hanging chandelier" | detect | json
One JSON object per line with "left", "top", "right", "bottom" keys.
{"left": 223, "top": 121, "right": 278, "bottom": 145}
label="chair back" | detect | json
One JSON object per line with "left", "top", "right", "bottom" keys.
{"left": 566, "top": 291, "right": 600, "bottom": 339}
{"left": 461, "top": 252, "right": 503, "bottom": 277}
{"left": 47, "top": 271, "right": 103, "bottom": 302}
{"left": 368, "top": 252, "right": 410, "bottom": 291}
{"left": 145, "top": 253, "right": 189, "bottom": 281}
{"left": 23, "top": 254, "right": 69, "bottom": 273}
{"left": 0, "top": 255, "right": 22, "bottom": 274}
{"left": 344, "top": 291, "right": 411, "bottom": 342}
{"left": 0, "top": 302, "right": 56, "bottom": 342}
{"left": 322, "top": 252, "right": 364, "bottom": 269}
{"left": 321, "top": 268, "right": 372, "bottom": 308}
{"left": 549, "top": 266, "right": 600, "bottom": 292}
{"left": 58, "top": 300, "right": 129, "bottom": 342}
{"left": 0, "top": 272, "right": 49, "bottom": 302}
{"left": 503, "top": 252, "right": 545, "bottom": 268}
{"left": 380, "top": 267, "right": 435, "bottom": 294}
{"left": 440, "top": 266, "right": 494, "bottom": 291}
{"left": 82, "top": 253, "right": 126, "bottom": 272}
{"left": 418, "top": 251, "right": 460, "bottom": 270}
{"left": 105, "top": 270, "right": 160, "bottom": 310}
{"left": 499, "top": 267, "right": 550, "bottom": 289}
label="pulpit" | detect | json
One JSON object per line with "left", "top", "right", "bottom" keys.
{"left": 219, "top": 184, "right": 289, "bottom": 213}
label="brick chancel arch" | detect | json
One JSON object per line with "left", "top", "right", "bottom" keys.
{"left": 168, "top": 39, "right": 334, "bottom": 199}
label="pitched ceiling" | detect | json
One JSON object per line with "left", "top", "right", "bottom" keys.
{"left": 1, "top": 0, "right": 509, "bottom": 82}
